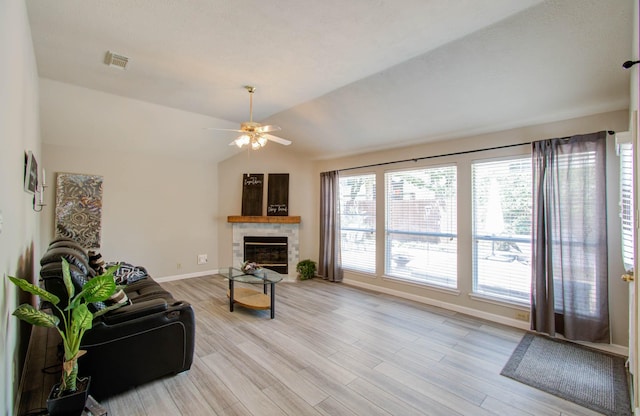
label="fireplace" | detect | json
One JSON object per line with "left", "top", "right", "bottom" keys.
{"left": 244, "top": 236, "right": 288, "bottom": 274}
{"left": 230, "top": 219, "right": 300, "bottom": 279}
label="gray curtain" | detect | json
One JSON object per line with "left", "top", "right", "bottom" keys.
{"left": 531, "top": 131, "right": 609, "bottom": 342}
{"left": 318, "top": 171, "right": 343, "bottom": 282}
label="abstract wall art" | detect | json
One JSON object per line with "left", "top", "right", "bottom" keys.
{"left": 55, "top": 173, "right": 104, "bottom": 249}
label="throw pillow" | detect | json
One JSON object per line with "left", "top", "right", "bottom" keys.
{"left": 88, "top": 250, "right": 106, "bottom": 275}
{"left": 107, "top": 289, "right": 129, "bottom": 306}
{"left": 105, "top": 262, "right": 149, "bottom": 284}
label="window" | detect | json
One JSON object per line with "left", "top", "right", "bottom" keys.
{"left": 619, "top": 142, "right": 634, "bottom": 272}
{"left": 339, "top": 174, "right": 376, "bottom": 273}
{"left": 385, "top": 166, "right": 457, "bottom": 288}
{"left": 472, "top": 157, "right": 531, "bottom": 304}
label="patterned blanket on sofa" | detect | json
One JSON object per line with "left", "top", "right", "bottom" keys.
{"left": 106, "top": 262, "right": 149, "bottom": 284}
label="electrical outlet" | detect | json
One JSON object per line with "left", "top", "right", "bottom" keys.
{"left": 177, "top": 263, "right": 182, "bottom": 270}
{"left": 197, "top": 254, "right": 208, "bottom": 265}
{"left": 515, "top": 311, "right": 530, "bottom": 321}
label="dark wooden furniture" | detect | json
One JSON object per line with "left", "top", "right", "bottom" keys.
{"left": 16, "top": 325, "right": 60, "bottom": 415}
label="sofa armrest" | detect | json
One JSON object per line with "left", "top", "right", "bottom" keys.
{"left": 100, "top": 298, "right": 169, "bottom": 325}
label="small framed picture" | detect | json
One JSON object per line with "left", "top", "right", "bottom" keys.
{"left": 24, "top": 151, "right": 38, "bottom": 194}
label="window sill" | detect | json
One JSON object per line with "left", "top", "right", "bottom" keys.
{"left": 468, "top": 292, "right": 529, "bottom": 309}
{"left": 382, "top": 274, "right": 461, "bottom": 296}
{"left": 342, "top": 269, "right": 377, "bottom": 279}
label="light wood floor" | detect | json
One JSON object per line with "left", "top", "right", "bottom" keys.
{"left": 102, "top": 275, "right": 603, "bottom": 416}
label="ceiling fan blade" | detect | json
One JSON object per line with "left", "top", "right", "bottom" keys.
{"left": 205, "top": 127, "right": 244, "bottom": 133}
{"left": 255, "top": 125, "right": 281, "bottom": 133}
{"left": 207, "top": 89, "right": 286, "bottom": 150}
{"left": 264, "top": 134, "right": 292, "bottom": 146}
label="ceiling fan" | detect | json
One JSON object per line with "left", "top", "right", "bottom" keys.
{"left": 208, "top": 86, "right": 291, "bottom": 150}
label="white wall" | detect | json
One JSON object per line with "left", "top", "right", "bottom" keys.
{"left": 39, "top": 80, "right": 225, "bottom": 279}
{"left": 0, "top": 1, "right": 41, "bottom": 413}
{"left": 43, "top": 144, "right": 219, "bottom": 278}
{"left": 315, "top": 110, "right": 630, "bottom": 348}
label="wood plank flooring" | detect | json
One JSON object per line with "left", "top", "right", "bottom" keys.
{"left": 102, "top": 276, "right": 604, "bottom": 415}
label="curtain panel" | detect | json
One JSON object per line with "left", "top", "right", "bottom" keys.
{"left": 318, "top": 171, "right": 343, "bottom": 282}
{"left": 531, "top": 131, "right": 609, "bottom": 342}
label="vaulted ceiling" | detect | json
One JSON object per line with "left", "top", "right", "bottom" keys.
{"left": 26, "top": 0, "right": 633, "bottom": 160}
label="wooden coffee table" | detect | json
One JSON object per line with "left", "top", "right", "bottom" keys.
{"left": 219, "top": 267, "right": 283, "bottom": 319}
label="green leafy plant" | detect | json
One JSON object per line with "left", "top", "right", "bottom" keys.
{"left": 296, "top": 259, "right": 317, "bottom": 280}
{"left": 9, "top": 258, "right": 118, "bottom": 396}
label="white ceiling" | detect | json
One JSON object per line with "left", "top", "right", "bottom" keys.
{"left": 26, "top": 0, "right": 634, "bottom": 160}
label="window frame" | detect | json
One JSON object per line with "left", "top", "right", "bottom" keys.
{"left": 618, "top": 141, "right": 634, "bottom": 272}
{"left": 383, "top": 163, "right": 458, "bottom": 290}
{"left": 338, "top": 172, "right": 377, "bottom": 275}
{"left": 471, "top": 154, "right": 532, "bottom": 306}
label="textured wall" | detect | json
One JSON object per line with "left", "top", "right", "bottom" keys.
{"left": 0, "top": 2, "right": 41, "bottom": 414}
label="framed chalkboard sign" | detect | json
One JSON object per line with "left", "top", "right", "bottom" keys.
{"left": 241, "top": 173, "right": 264, "bottom": 216}
{"left": 267, "top": 173, "right": 289, "bottom": 216}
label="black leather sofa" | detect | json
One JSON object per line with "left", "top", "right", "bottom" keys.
{"left": 39, "top": 238, "right": 196, "bottom": 400}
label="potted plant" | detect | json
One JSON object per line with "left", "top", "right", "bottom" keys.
{"left": 9, "top": 258, "right": 118, "bottom": 416}
{"left": 296, "top": 259, "right": 317, "bottom": 280}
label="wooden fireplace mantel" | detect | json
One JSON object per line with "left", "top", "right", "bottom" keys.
{"left": 227, "top": 216, "right": 301, "bottom": 224}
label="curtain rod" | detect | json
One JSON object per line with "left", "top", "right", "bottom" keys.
{"left": 338, "top": 130, "right": 615, "bottom": 172}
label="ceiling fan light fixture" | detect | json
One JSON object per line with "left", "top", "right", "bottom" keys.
{"left": 235, "top": 134, "right": 250, "bottom": 147}
{"left": 209, "top": 85, "right": 292, "bottom": 149}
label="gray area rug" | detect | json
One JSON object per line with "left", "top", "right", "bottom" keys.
{"left": 501, "top": 333, "right": 631, "bottom": 416}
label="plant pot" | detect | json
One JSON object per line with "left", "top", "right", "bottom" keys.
{"left": 46, "top": 377, "right": 91, "bottom": 416}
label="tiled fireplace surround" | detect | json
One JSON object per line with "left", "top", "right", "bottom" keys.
{"left": 231, "top": 222, "right": 300, "bottom": 278}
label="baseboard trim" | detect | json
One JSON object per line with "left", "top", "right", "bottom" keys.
{"left": 155, "top": 269, "right": 219, "bottom": 283}
{"left": 156, "top": 269, "right": 299, "bottom": 283}
{"left": 343, "top": 277, "right": 530, "bottom": 330}
{"left": 342, "top": 277, "right": 630, "bottom": 356}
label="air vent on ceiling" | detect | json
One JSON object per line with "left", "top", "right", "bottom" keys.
{"left": 104, "top": 51, "right": 129, "bottom": 70}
